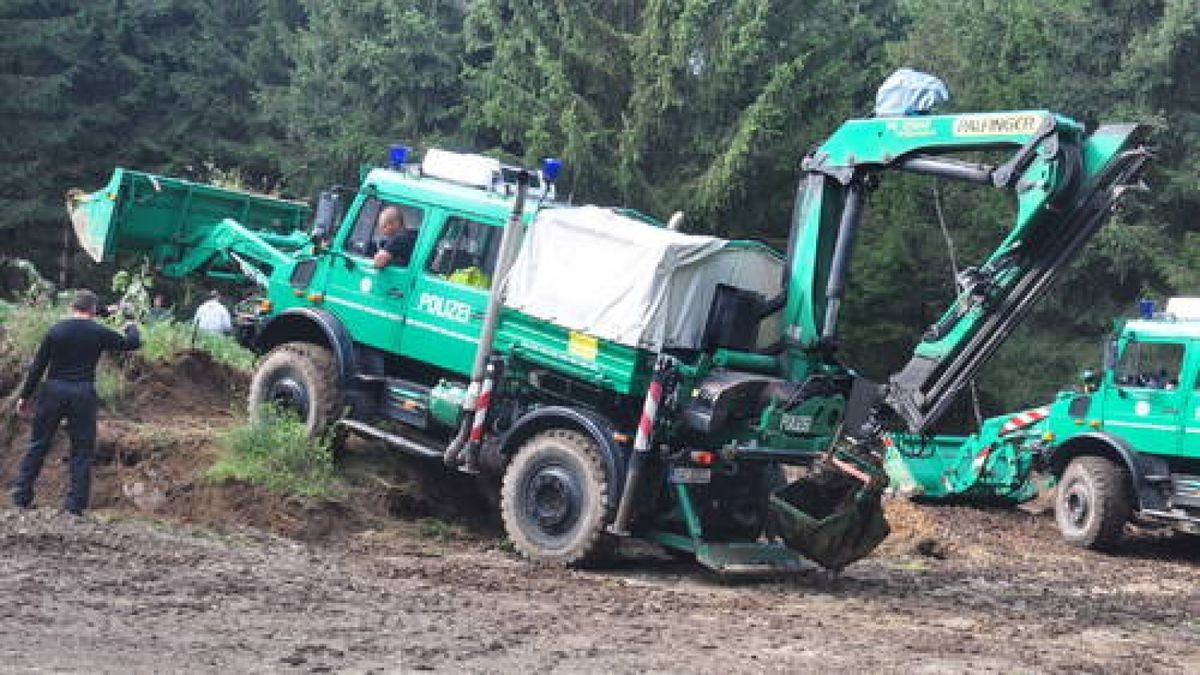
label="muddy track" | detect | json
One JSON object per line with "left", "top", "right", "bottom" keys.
{"left": 0, "top": 352, "right": 1197, "bottom": 672}
{"left": 1, "top": 499, "right": 1197, "bottom": 673}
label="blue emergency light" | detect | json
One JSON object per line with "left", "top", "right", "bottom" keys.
{"left": 1138, "top": 298, "right": 1155, "bottom": 319}
{"left": 389, "top": 144, "right": 410, "bottom": 169}
{"left": 541, "top": 157, "right": 562, "bottom": 183}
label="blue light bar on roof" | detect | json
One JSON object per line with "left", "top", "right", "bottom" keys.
{"left": 541, "top": 157, "right": 562, "bottom": 182}
{"left": 389, "top": 144, "right": 410, "bottom": 169}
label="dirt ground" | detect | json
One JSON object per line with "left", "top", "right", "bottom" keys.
{"left": 1, "top": 353, "right": 1198, "bottom": 673}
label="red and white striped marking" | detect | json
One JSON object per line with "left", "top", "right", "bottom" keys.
{"left": 832, "top": 456, "right": 873, "bottom": 485}
{"left": 971, "top": 444, "right": 995, "bottom": 473}
{"left": 999, "top": 406, "right": 1049, "bottom": 435}
{"left": 468, "top": 374, "right": 494, "bottom": 444}
{"left": 633, "top": 379, "right": 664, "bottom": 452}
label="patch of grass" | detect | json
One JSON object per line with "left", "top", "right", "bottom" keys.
{"left": 139, "top": 319, "right": 255, "bottom": 372}
{"left": 206, "top": 409, "right": 344, "bottom": 502}
{"left": 94, "top": 360, "right": 128, "bottom": 411}
{"left": 1, "top": 302, "right": 60, "bottom": 356}
{"left": 417, "top": 517, "right": 468, "bottom": 541}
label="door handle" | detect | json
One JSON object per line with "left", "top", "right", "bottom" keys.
{"left": 1163, "top": 407, "right": 1179, "bottom": 414}
{"left": 387, "top": 288, "right": 405, "bottom": 299}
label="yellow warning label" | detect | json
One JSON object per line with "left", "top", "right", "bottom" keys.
{"left": 952, "top": 113, "right": 1044, "bottom": 137}
{"left": 567, "top": 331, "right": 599, "bottom": 361}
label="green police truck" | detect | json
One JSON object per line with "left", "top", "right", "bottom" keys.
{"left": 68, "top": 96, "right": 1151, "bottom": 571}
{"left": 889, "top": 298, "right": 1200, "bottom": 549}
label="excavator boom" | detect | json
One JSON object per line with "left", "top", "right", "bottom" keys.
{"left": 783, "top": 111, "right": 1152, "bottom": 435}
{"left": 765, "top": 109, "right": 1150, "bottom": 567}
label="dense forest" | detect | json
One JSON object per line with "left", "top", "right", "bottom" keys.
{"left": 1, "top": 0, "right": 1196, "bottom": 423}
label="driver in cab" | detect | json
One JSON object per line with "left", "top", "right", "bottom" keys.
{"left": 370, "top": 205, "right": 417, "bottom": 268}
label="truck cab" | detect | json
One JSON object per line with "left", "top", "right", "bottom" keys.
{"left": 1099, "top": 316, "right": 1200, "bottom": 458}
{"left": 286, "top": 160, "right": 535, "bottom": 376}
{"left": 1046, "top": 298, "right": 1200, "bottom": 547}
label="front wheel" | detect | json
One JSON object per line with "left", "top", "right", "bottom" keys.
{"left": 248, "top": 342, "right": 341, "bottom": 438}
{"left": 1054, "top": 455, "right": 1132, "bottom": 550}
{"left": 500, "top": 429, "right": 611, "bottom": 566}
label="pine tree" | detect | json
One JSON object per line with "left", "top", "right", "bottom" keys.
{"left": 256, "top": 0, "right": 466, "bottom": 198}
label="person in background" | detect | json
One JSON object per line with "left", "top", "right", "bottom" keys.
{"left": 193, "top": 289, "right": 232, "bottom": 335}
{"left": 11, "top": 289, "right": 141, "bottom": 516}
{"left": 146, "top": 292, "right": 172, "bottom": 323}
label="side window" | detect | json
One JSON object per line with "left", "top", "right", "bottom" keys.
{"left": 344, "top": 197, "right": 382, "bottom": 257}
{"left": 342, "top": 197, "right": 425, "bottom": 262}
{"left": 1116, "top": 341, "right": 1184, "bottom": 390}
{"left": 1193, "top": 346, "right": 1200, "bottom": 391}
{"left": 426, "top": 216, "right": 501, "bottom": 289}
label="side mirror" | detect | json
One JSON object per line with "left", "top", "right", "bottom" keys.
{"left": 311, "top": 188, "right": 348, "bottom": 243}
{"left": 1079, "top": 368, "right": 1098, "bottom": 388}
{"left": 1101, "top": 338, "right": 1117, "bottom": 371}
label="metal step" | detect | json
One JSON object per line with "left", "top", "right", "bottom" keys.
{"left": 337, "top": 419, "right": 444, "bottom": 461}
{"left": 1170, "top": 474, "right": 1200, "bottom": 507}
{"left": 694, "top": 542, "right": 816, "bottom": 576}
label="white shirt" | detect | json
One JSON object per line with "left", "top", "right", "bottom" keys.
{"left": 193, "top": 298, "right": 232, "bottom": 334}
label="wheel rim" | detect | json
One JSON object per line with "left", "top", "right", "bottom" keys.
{"left": 523, "top": 462, "right": 582, "bottom": 537}
{"left": 1063, "top": 480, "right": 1091, "bottom": 531}
{"left": 267, "top": 376, "right": 310, "bottom": 420}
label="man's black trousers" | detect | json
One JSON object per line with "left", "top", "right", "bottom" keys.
{"left": 12, "top": 380, "right": 98, "bottom": 514}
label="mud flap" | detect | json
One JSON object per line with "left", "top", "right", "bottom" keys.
{"left": 768, "top": 465, "right": 890, "bottom": 571}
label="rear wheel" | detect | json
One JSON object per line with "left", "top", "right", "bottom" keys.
{"left": 248, "top": 342, "right": 341, "bottom": 438}
{"left": 501, "top": 429, "right": 611, "bottom": 566}
{"left": 1055, "top": 455, "right": 1132, "bottom": 549}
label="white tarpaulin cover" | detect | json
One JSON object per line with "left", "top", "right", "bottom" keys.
{"left": 503, "top": 206, "right": 783, "bottom": 350}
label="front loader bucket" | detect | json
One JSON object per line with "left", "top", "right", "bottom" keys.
{"left": 768, "top": 467, "right": 889, "bottom": 571}
{"left": 66, "top": 168, "right": 310, "bottom": 264}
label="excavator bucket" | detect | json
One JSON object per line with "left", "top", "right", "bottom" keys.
{"left": 768, "top": 462, "right": 890, "bottom": 571}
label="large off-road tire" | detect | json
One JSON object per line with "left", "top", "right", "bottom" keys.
{"left": 248, "top": 342, "right": 341, "bottom": 438}
{"left": 1055, "top": 455, "right": 1132, "bottom": 550}
{"left": 500, "top": 429, "right": 610, "bottom": 566}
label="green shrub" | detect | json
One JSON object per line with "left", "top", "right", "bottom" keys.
{"left": 2, "top": 303, "right": 61, "bottom": 357}
{"left": 138, "top": 319, "right": 256, "bottom": 372}
{"left": 137, "top": 319, "right": 194, "bottom": 364}
{"left": 207, "top": 409, "right": 343, "bottom": 501}
{"left": 94, "top": 361, "right": 128, "bottom": 411}
{"left": 192, "top": 329, "right": 256, "bottom": 372}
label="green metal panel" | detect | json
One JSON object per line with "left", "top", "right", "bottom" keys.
{"left": 813, "top": 111, "right": 1077, "bottom": 167}
{"left": 494, "top": 310, "right": 656, "bottom": 395}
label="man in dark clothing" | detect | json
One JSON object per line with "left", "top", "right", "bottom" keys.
{"left": 370, "top": 205, "right": 417, "bottom": 268}
{"left": 12, "top": 289, "right": 141, "bottom": 515}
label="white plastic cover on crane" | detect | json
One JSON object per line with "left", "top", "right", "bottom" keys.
{"left": 874, "top": 68, "right": 950, "bottom": 116}
{"left": 503, "top": 206, "right": 783, "bottom": 350}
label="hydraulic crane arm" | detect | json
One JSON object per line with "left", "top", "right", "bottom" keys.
{"left": 783, "top": 111, "right": 1152, "bottom": 434}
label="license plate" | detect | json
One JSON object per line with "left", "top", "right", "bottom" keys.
{"left": 669, "top": 467, "right": 712, "bottom": 484}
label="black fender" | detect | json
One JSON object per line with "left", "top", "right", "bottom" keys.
{"left": 1046, "top": 431, "right": 1169, "bottom": 512}
{"left": 254, "top": 308, "right": 358, "bottom": 387}
{"left": 496, "top": 406, "right": 629, "bottom": 519}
